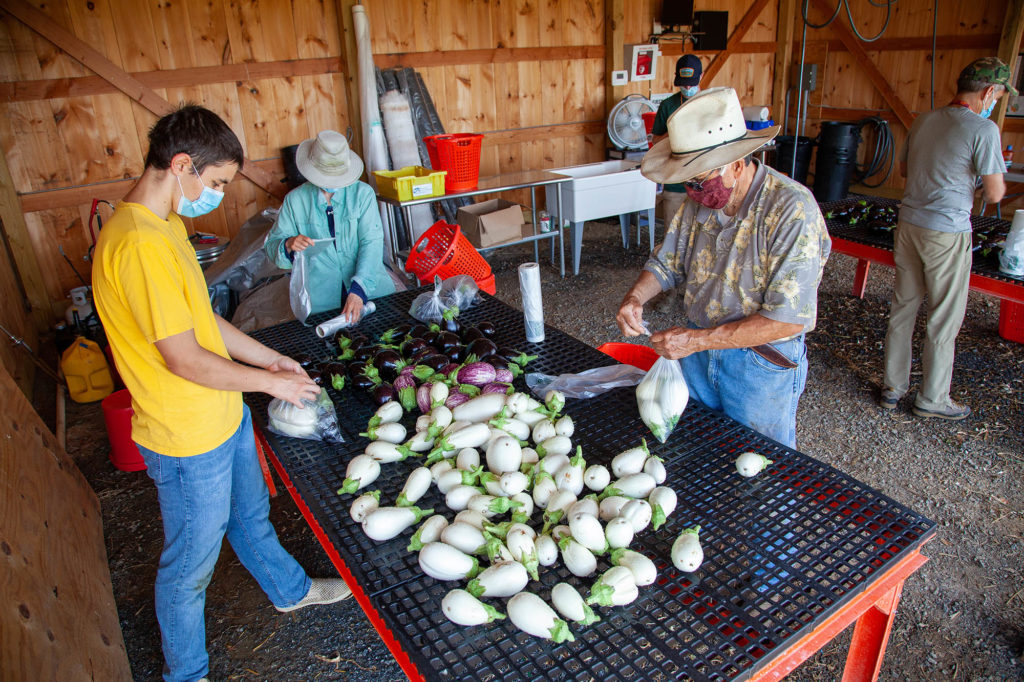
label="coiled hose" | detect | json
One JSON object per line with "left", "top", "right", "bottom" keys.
{"left": 854, "top": 116, "right": 894, "bottom": 188}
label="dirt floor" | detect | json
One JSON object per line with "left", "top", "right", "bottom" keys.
{"left": 61, "top": 219, "right": 1024, "bottom": 681}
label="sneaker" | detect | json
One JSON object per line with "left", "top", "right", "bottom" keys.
{"left": 275, "top": 578, "right": 352, "bottom": 613}
{"left": 912, "top": 401, "right": 971, "bottom": 421}
{"left": 878, "top": 388, "right": 902, "bottom": 410}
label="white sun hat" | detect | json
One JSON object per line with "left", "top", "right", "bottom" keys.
{"left": 641, "top": 87, "right": 779, "bottom": 185}
{"left": 295, "top": 130, "right": 365, "bottom": 189}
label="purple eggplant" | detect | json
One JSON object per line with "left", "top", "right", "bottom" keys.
{"left": 393, "top": 373, "right": 417, "bottom": 412}
{"left": 445, "top": 391, "right": 472, "bottom": 410}
{"left": 347, "top": 361, "right": 366, "bottom": 379}
{"left": 373, "top": 349, "right": 404, "bottom": 382}
{"left": 416, "top": 382, "right": 433, "bottom": 413}
{"left": 352, "top": 373, "right": 375, "bottom": 391}
{"left": 393, "top": 323, "right": 413, "bottom": 337}
{"left": 401, "top": 337, "right": 428, "bottom": 359}
{"left": 348, "top": 333, "right": 369, "bottom": 350}
{"left": 437, "top": 331, "right": 460, "bottom": 354}
{"left": 372, "top": 383, "right": 396, "bottom": 406}
{"left": 440, "top": 362, "right": 460, "bottom": 376}
{"left": 481, "top": 382, "right": 513, "bottom": 396}
{"left": 410, "top": 324, "right": 429, "bottom": 339}
{"left": 306, "top": 368, "right": 324, "bottom": 386}
{"left": 467, "top": 338, "right": 498, "bottom": 359}
{"left": 483, "top": 355, "right": 510, "bottom": 369}
{"left": 422, "top": 330, "right": 440, "bottom": 346}
{"left": 352, "top": 346, "right": 374, "bottom": 363}
{"left": 419, "top": 354, "right": 449, "bottom": 372}
{"left": 477, "top": 321, "right": 497, "bottom": 338}
{"left": 457, "top": 361, "right": 497, "bottom": 386}
{"left": 448, "top": 345, "right": 468, "bottom": 363}
{"left": 294, "top": 352, "right": 316, "bottom": 369}
{"left": 460, "top": 326, "right": 484, "bottom": 344}
{"left": 494, "top": 367, "right": 514, "bottom": 383}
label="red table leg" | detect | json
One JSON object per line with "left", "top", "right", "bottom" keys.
{"left": 852, "top": 259, "right": 871, "bottom": 299}
{"left": 842, "top": 582, "right": 905, "bottom": 682}
{"left": 253, "top": 426, "right": 278, "bottom": 498}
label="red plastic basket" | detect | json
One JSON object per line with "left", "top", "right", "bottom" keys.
{"left": 423, "top": 133, "right": 483, "bottom": 193}
{"left": 406, "top": 220, "right": 492, "bottom": 284}
{"left": 596, "top": 342, "right": 658, "bottom": 371}
{"left": 476, "top": 273, "right": 496, "bottom": 296}
{"left": 998, "top": 300, "right": 1024, "bottom": 343}
{"left": 642, "top": 112, "right": 657, "bottom": 136}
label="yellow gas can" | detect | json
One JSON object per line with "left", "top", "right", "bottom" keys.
{"left": 61, "top": 337, "right": 114, "bottom": 403}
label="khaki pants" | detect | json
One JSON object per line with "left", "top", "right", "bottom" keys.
{"left": 883, "top": 220, "right": 972, "bottom": 409}
{"left": 661, "top": 190, "right": 687, "bottom": 230}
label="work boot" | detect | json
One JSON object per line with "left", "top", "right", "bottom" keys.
{"left": 912, "top": 400, "right": 971, "bottom": 421}
{"left": 878, "top": 387, "right": 902, "bottom": 410}
{"left": 275, "top": 578, "right": 352, "bottom": 613}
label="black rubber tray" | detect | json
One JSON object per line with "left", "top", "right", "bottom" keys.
{"left": 820, "top": 195, "right": 1023, "bottom": 285}
{"left": 247, "top": 289, "right": 935, "bottom": 681}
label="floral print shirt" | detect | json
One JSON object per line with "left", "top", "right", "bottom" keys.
{"left": 644, "top": 162, "right": 830, "bottom": 332}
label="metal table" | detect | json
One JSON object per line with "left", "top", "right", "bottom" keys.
{"left": 246, "top": 290, "right": 935, "bottom": 681}
{"left": 377, "top": 170, "right": 571, "bottom": 277}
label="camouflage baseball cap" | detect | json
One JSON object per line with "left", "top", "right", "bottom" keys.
{"left": 959, "top": 57, "right": 1018, "bottom": 96}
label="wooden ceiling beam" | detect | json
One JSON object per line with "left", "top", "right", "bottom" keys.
{"left": 701, "top": 0, "right": 773, "bottom": 85}
{"left": 2, "top": 0, "right": 286, "bottom": 200}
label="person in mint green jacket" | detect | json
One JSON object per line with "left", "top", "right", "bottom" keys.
{"left": 265, "top": 130, "right": 395, "bottom": 320}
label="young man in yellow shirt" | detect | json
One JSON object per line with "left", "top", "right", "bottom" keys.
{"left": 92, "top": 106, "right": 351, "bottom": 682}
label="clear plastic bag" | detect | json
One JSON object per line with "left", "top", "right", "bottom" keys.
{"left": 266, "top": 389, "right": 344, "bottom": 443}
{"left": 525, "top": 364, "right": 648, "bottom": 399}
{"left": 288, "top": 241, "right": 333, "bottom": 325}
{"left": 635, "top": 356, "right": 689, "bottom": 443}
{"left": 409, "top": 275, "right": 457, "bottom": 324}
{"left": 439, "top": 275, "right": 480, "bottom": 311}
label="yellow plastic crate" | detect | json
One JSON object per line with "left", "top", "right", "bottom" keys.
{"left": 374, "top": 166, "right": 447, "bottom": 202}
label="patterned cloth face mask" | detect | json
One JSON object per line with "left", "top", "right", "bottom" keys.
{"left": 683, "top": 170, "right": 733, "bottom": 210}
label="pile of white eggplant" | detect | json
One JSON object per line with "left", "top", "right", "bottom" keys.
{"left": 341, "top": 388, "right": 714, "bottom": 643}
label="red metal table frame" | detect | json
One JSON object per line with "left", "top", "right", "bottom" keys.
{"left": 255, "top": 424, "right": 930, "bottom": 682}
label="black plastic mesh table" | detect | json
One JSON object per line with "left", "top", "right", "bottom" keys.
{"left": 247, "top": 289, "right": 935, "bottom": 681}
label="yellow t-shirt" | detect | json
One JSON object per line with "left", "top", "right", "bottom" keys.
{"left": 92, "top": 201, "right": 242, "bottom": 456}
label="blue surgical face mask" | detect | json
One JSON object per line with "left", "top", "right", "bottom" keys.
{"left": 176, "top": 163, "right": 225, "bottom": 218}
{"left": 681, "top": 86, "right": 700, "bottom": 98}
{"left": 979, "top": 97, "right": 996, "bottom": 119}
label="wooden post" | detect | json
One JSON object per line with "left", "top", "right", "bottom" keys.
{"left": 701, "top": 0, "right": 773, "bottom": 85}
{"left": 994, "top": 0, "right": 1024, "bottom": 130}
{"left": 604, "top": 0, "right": 625, "bottom": 117}
{"left": 338, "top": 0, "right": 364, "bottom": 157}
{"left": 0, "top": 150, "right": 51, "bottom": 334}
{"left": 773, "top": 0, "right": 798, "bottom": 127}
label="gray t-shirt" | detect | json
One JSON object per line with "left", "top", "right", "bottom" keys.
{"left": 644, "top": 162, "right": 831, "bottom": 333}
{"left": 900, "top": 106, "right": 1004, "bottom": 233}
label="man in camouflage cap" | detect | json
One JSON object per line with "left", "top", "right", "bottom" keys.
{"left": 880, "top": 57, "right": 1011, "bottom": 420}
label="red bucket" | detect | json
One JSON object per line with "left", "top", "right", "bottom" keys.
{"left": 101, "top": 389, "right": 146, "bottom": 471}
{"left": 597, "top": 342, "right": 659, "bottom": 371}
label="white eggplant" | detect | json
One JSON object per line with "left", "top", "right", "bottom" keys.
{"left": 364, "top": 440, "right": 412, "bottom": 463}
{"left": 443, "top": 419, "right": 472, "bottom": 436}
{"left": 544, "top": 390, "right": 565, "bottom": 414}
{"left": 415, "top": 414, "right": 432, "bottom": 432}
{"left": 555, "top": 447, "right": 585, "bottom": 496}
{"left": 611, "top": 440, "right": 650, "bottom": 478}
{"left": 584, "top": 464, "right": 610, "bottom": 492}
{"left": 610, "top": 548, "right": 657, "bottom": 586}
{"left": 362, "top": 505, "right": 433, "bottom": 541}
{"left": 648, "top": 486, "right": 678, "bottom": 530}
{"left": 515, "top": 408, "right": 548, "bottom": 427}
{"left": 609, "top": 472, "right": 657, "bottom": 499}
{"left": 499, "top": 471, "right": 529, "bottom": 496}
{"left": 430, "top": 382, "right": 449, "bottom": 409}
{"left": 339, "top": 454, "right": 381, "bottom": 494}
{"left": 372, "top": 401, "right": 403, "bottom": 424}
{"left": 485, "top": 426, "right": 509, "bottom": 449}
{"left": 505, "top": 392, "right": 530, "bottom": 414}
{"left": 599, "top": 495, "right": 630, "bottom": 521}
{"left": 407, "top": 514, "right": 448, "bottom": 551}
{"left": 467, "top": 494, "right": 523, "bottom": 518}
{"left": 452, "top": 393, "right": 506, "bottom": 423}
{"left": 432, "top": 422, "right": 490, "bottom": 457}
{"left": 586, "top": 565, "right": 638, "bottom": 606}
{"left": 418, "top": 541, "right": 479, "bottom": 581}
{"left": 558, "top": 536, "right": 597, "bottom": 577}
{"left": 531, "top": 419, "right": 557, "bottom": 444}
{"left": 511, "top": 492, "right": 534, "bottom": 518}
{"left": 405, "top": 430, "right": 435, "bottom": 453}
{"left": 618, "top": 498, "right": 653, "bottom": 533}
{"left": 568, "top": 496, "right": 599, "bottom": 519}
{"left": 539, "top": 452, "right": 570, "bottom": 476}
{"left": 671, "top": 525, "right": 704, "bottom": 572}
{"left": 505, "top": 528, "right": 540, "bottom": 581}
{"left": 638, "top": 400, "right": 668, "bottom": 441}
{"left": 486, "top": 436, "right": 523, "bottom": 474}
{"left": 429, "top": 404, "right": 453, "bottom": 431}
{"left": 361, "top": 421, "right": 406, "bottom": 444}
{"left": 551, "top": 524, "right": 572, "bottom": 542}
{"left": 736, "top": 451, "right": 773, "bottom": 477}
{"left": 536, "top": 435, "right": 572, "bottom": 458}
{"left": 554, "top": 414, "right": 575, "bottom": 438}
{"left": 349, "top": 490, "right": 381, "bottom": 523}
{"left": 466, "top": 560, "right": 529, "bottom": 598}
{"left": 546, "top": 489, "right": 577, "bottom": 514}
{"left": 429, "top": 459, "right": 454, "bottom": 482}
{"left": 446, "top": 484, "right": 483, "bottom": 511}
{"left": 454, "top": 509, "right": 487, "bottom": 529}
{"left": 532, "top": 472, "right": 557, "bottom": 509}
{"left": 441, "top": 522, "right": 488, "bottom": 555}
{"left": 534, "top": 534, "right": 559, "bottom": 566}
{"left": 551, "top": 582, "right": 600, "bottom": 625}
{"left": 643, "top": 457, "right": 667, "bottom": 485}
{"left": 396, "top": 467, "right": 432, "bottom": 507}
{"left": 569, "top": 512, "right": 608, "bottom": 554}
{"left": 507, "top": 522, "right": 536, "bottom": 540}
{"left": 438, "top": 467, "right": 476, "bottom": 494}
{"left": 456, "top": 447, "right": 480, "bottom": 471}
{"left": 604, "top": 516, "right": 635, "bottom": 549}
{"left": 479, "top": 472, "right": 504, "bottom": 497}
{"left": 507, "top": 592, "right": 574, "bottom": 642}
{"left": 442, "top": 588, "right": 505, "bottom": 626}
{"left": 491, "top": 416, "right": 530, "bottom": 441}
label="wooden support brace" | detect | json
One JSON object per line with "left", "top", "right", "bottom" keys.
{"left": 2, "top": 0, "right": 285, "bottom": 200}
{"left": 604, "top": 0, "right": 625, "bottom": 117}
{"left": 702, "top": 0, "right": 773, "bottom": 85}
{"left": 853, "top": 259, "right": 871, "bottom": 299}
{"left": 773, "top": 0, "right": 798, "bottom": 124}
{"left": 841, "top": 582, "right": 905, "bottom": 682}
{"left": 994, "top": 0, "right": 1024, "bottom": 129}
{"left": 337, "top": 0, "right": 363, "bottom": 158}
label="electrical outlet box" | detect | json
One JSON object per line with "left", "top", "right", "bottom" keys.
{"left": 790, "top": 64, "right": 818, "bottom": 91}
{"left": 624, "top": 44, "right": 659, "bottom": 82}
{"left": 611, "top": 70, "right": 629, "bottom": 86}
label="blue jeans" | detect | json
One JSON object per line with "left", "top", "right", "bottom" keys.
{"left": 137, "top": 405, "right": 311, "bottom": 682}
{"left": 681, "top": 335, "right": 808, "bottom": 448}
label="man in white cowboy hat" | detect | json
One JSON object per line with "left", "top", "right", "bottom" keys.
{"left": 617, "top": 87, "right": 831, "bottom": 448}
{"left": 265, "top": 129, "right": 395, "bottom": 319}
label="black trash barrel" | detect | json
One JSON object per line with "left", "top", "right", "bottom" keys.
{"left": 770, "top": 136, "right": 814, "bottom": 186}
{"left": 813, "top": 121, "right": 862, "bottom": 202}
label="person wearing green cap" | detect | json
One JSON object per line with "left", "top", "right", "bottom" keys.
{"left": 880, "top": 57, "right": 1013, "bottom": 420}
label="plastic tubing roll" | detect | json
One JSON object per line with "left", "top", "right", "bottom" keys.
{"left": 518, "top": 262, "right": 544, "bottom": 343}
{"left": 315, "top": 301, "right": 377, "bottom": 338}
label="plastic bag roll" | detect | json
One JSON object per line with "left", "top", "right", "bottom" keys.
{"left": 315, "top": 301, "right": 377, "bottom": 338}
{"left": 742, "top": 105, "right": 770, "bottom": 122}
{"left": 1000, "top": 209, "right": 1024, "bottom": 277}
{"left": 518, "top": 262, "right": 544, "bottom": 343}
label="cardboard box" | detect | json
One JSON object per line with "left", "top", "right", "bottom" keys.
{"left": 457, "top": 199, "right": 525, "bottom": 248}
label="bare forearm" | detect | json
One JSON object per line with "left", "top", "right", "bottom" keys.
{"left": 622, "top": 270, "right": 664, "bottom": 307}
{"left": 687, "top": 314, "right": 803, "bottom": 353}
{"left": 215, "top": 315, "right": 280, "bottom": 368}
{"left": 167, "top": 344, "right": 275, "bottom": 394}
